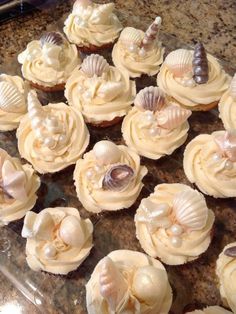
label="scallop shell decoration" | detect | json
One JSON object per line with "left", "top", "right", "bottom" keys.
{"left": 81, "top": 54, "right": 109, "bottom": 78}
{"left": 134, "top": 86, "right": 165, "bottom": 112}
{"left": 40, "top": 32, "right": 64, "bottom": 47}
{"left": 156, "top": 105, "right": 191, "bottom": 130}
{"left": 165, "top": 49, "right": 193, "bottom": 77}
{"left": 229, "top": 73, "right": 236, "bottom": 99}
{"left": 119, "top": 27, "right": 143, "bottom": 48}
{"left": 0, "top": 81, "right": 25, "bottom": 113}
{"left": 172, "top": 189, "right": 208, "bottom": 231}
{"left": 103, "top": 164, "right": 134, "bottom": 191}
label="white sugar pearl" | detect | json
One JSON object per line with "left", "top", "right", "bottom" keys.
{"left": 185, "top": 79, "right": 195, "bottom": 87}
{"left": 94, "top": 165, "right": 102, "bottom": 172}
{"left": 84, "top": 90, "right": 92, "bottom": 99}
{"left": 171, "top": 236, "right": 182, "bottom": 248}
{"left": 128, "top": 44, "right": 137, "bottom": 53}
{"left": 44, "top": 137, "right": 56, "bottom": 148}
{"left": 139, "top": 48, "right": 147, "bottom": 57}
{"left": 212, "top": 153, "right": 221, "bottom": 162}
{"left": 43, "top": 243, "right": 57, "bottom": 259}
{"left": 225, "top": 160, "right": 233, "bottom": 170}
{"left": 58, "top": 134, "right": 67, "bottom": 144}
{"left": 31, "top": 117, "right": 41, "bottom": 128}
{"left": 34, "top": 128, "right": 43, "bottom": 139}
{"left": 145, "top": 112, "right": 155, "bottom": 122}
{"left": 77, "top": 85, "right": 83, "bottom": 92}
{"left": 86, "top": 169, "right": 94, "bottom": 179}
{"left": 149, "top": 128, "right": 159, "bottom": 137}
{"left": 170, "top": 224, "right": 183, "bottom": 236}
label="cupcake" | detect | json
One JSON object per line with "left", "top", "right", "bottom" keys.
{"left": 22, "top": 207, "right": 93, "bottom": 275}
{"left": 185, "top": 306, "right": 233, "bottom": 314}
{"left": 74, "top": 140, "right": 147, "bottom": 213}
{"left": 183, "top": 130, "right": 236, "bottom": 198}
{"left": 122, "top": 86, "right": 191, "bottom": 159}
{"left": 18, "top": 31, "right": 80, "bottom": 92}
{"left": 0, "top": 148, "right": 40, "bottom": 226}
{"left": 135, "top": 183, "right": 215, "bottom": 265}
{"left": 86, "top": 250, "right": 172, "bottom": 314}
{"left": 17, "top": 90, "right": 89, "bottom": 174}
{"left": 65, "top": 54, "right": 136, "bottom": 127}
{"left": 0, "top": 74, "right": 29, "bottom": 131}
{"left": 64, "top": 0, "right": 122, "bottom": 53}
{"left": 216, "top": 242, "right": 236, "bottom": 313}
{"left": 112, "top": 17, "right": 164, "bottom": 78}
{"left": 219, "top": 73, "right": 236, "bottom": 129}
{"left": 157, "top": 43, "right": 230, "bottom": 111}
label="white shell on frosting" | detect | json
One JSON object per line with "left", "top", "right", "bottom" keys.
{"left": 0, "top": 81, "right": 25, "bottom": 113}
{"left": 156, "top": 105, "right": 191, "bottom": 129}
{"left": 229, "top": 73, "right": 236, "bottom": 99}
{"left": 134, "top": 86, "right": 165, "bottom": 112}
{"left": 165, "top": 49, "right": 193, "bottom": 77}
{"left": 172, "top": 189, "right": 208, "bottom": 231}
{"left": 119, "top": 27, "right": 143, "bottom": 48}
{"left": 99, "top": 257, "right": 128, "bottom": 311}
{"left": 59, "top": 215, "right": 85, "bottom": 249}
{"left": 33, "top": 211, "right": 55, "bottom": 241}
{"left": 81, "top": 54, "right": 109, "bottom": 78}
{"left": 97, "top": 81, "right": 124, "bottom": 101}
{"left": 92, "top": 3, "right": 114, "bottom": 22}
{"left": 93, "top": 141, "right": 121, "bottom": 166}
{"left": 73, "top": 0, "right": 92, "bottom": 10}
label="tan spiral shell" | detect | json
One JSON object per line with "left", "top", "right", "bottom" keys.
{"left": 134, "top": 86, "right": 165, "bottom": 112}
{"left": 165, "top": 49, "right": 193, "bottom": 77}
{"left": 229, "top": 73, "right": 236, "bottom": 99}
{"left": 156, "top": 105, "right": 191, "bottom": 129}
{"left": 0, "top": 81, "right": 25, "bottom": 113}
{"left": 81, "top": 54, "right": 109, "bottom": 78}
{"left": 119, "top": 27, "right": 143, "bottom": 48}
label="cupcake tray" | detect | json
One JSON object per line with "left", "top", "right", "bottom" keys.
{"left": 0, "top": 15, "right": 236, "bottom": 314}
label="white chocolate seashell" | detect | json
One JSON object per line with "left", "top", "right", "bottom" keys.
{"left": 22, "top": 211, "right": 37, "bottom": 238}
{"left": 229, "top": 73, "right": 236, "bottom": 99}
{"left": 134, "top": 86, "right": 165, "bottom": 112}
{"left": 214, "top": 131, "right": 236, "bottom": 162}
{"left": 173, "top": 189, "right": 208, "bottom": 231}
{"left": 93, "top": 141, "right": 121, "bottom": 165}
{"left": 156, "top": 105, "right": 191, "bottom": 129}
{"left": 27, "top": 90, "right": 45, "bottom": 117}
{"left": 119, "top": 27, "right": 143, "bottom": 48}
{"left": 73, "top": 0, "right": 92, "bottom": 10}
{"left": 99, "top": 257, "right": 128, "bottom": 311}
{"left": 40, "top": 32, "right": 64, "bottom": 47}
{"left": 59, "top": 215, "right": 85, "bottom": 249}
{"left": 165, "top": 49, "right": 193, "bottom": 77}
{"left": 33, "top": 211, "right": 55, "bottom": 241}
{"left": 132, "top": 266, "right": 167, "bottom": 305}
{"left": 0, "top": 81, "right": 25, "bottom": 113}
{"left": 97, "top": 81, "right": 124, "bottom": 101}
{"left": 91, "top": 3, "right": 114, "bottom": 23}
{"left": 81, "top": 54, "right": 109, "bottom": 78}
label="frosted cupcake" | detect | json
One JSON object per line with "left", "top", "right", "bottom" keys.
{"left": 22, "top": 207, "right": 93, "bottom": 275}
{"left": 17, "top": 90, "right": 89, "bottom": 174}
{"left": 157, "top": 43, "right": 230, "bottom": 111}
{"left": 112, "top": 17, "right": 164, "bottom": 78}
{"left": 216, "top": 242, "right": 236, "bottom": 313}
{"left": 219, "top": 73, "right": 236, "bottom": 129}
{"left": 186, "top": 306, "right": 233, "bottom": 314}
{"left": 122, "top": 86, "right": 191, "bottom": 159}
{"left": 64, "top": 0, "right": 122, "bottom": 53}
{"left": 184, "top": 130, "right": 236, "bottom": 198}
{"left": 18, "top": 31, "right": 80, "bottom": 92}
{"left": 86, "top": 250, "right": 172, "bottom": 314}
{"left": 65, "top": 54, "right": 136, "bottom": 127}
{"left": 135, "top": 183, "right": 215, "bottom": 265}
{"left": 0, "top": 148, "right": 40, "bottom": 226}
{"left": 0, "top": 74, "right": 29, "bottom": 131}
{"left": 74, "top": 140, "right": 147, "bottom": 213}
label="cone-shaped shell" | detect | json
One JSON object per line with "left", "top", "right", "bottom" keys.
{"left": 103, "top": 164, "right": 134, "bottom": 191}
{"left": 230, "top": 73, "right": 236, "bottom": 99}
{"left": 81, "top": 54, "right": 109, "bottom": 78}
{"left": 0, "top": 81, "right": 25, "bottom": 113}
{"left": 214, "top": 131, "right": 236, "bottom": 162}
{"left": 156, "top": 105, "right": 191, "bottom": 129}
{"left": 73, "top": 0, "right": 92, "bottom": 10}
{"left": 134, "top": 86, "right": 165, "bottom": 112}
{"left": 99, "top": 257, "right": 128, "bottom": 311}
{"left": 119, "top": 27, "right": 143, "bottom": 48}
{"left": 40, "top": 32, "right": 64, "bottom": 47}
{"left": 59, "top": 215, "right": 85, "bottom": 249}
{"left": 165, "top": 49, "right": 193, "bottom": 77}
{"left": 172, "top": 189, "right": 208, "bottom": 231}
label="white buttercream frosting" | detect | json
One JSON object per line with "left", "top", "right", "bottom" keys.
{"left": 22, "top": 207, "right": 93, "bottom": 275}
{"left": 86, "top": 249, "right": 172, "bottom": 314}
{"left": 186, "top": 306, "right": 233, "bottom": 314}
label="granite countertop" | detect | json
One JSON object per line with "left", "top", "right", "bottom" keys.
{"left": 0, "top": 1, "right": 235, "bottom": 314}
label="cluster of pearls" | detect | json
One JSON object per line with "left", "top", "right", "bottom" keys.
{"left": 211, "top": 152, "right": 234, "bottom": 170}
{"left": 168, "top": 224, "right": 184, "bottom": 248}
{"left": 143, "top": 111, "right": 161, "bottom": 137}
{"left": 176, "top": 71, "right": 196, "bottom": 87}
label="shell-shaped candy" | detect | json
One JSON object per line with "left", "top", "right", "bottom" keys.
{"left": 93, "top": 141, "right": 121, "bottom": 165}
{"left": 214, "top": 131, "right": 236, "bottom": 162}
{"left": 229, "top": 73, "right": 236, "bottom": 99}
{"left": 40, "top": 32, "right": 64, "bottom": 47}
{"left": 0, "top": 81, "right": 25, "bottom": 113}
{"left": 59, "top": 215, "right": 85, "bottom": 249}
{"left": 172, "top": 189, "right": 208, "bottom": 231}
{"left": 73, "top": 0, "right": 92, "bottom": 10}
{"left": 165, "top": 49, "right": 193, "bottom": 77}
{"left": 103, "top": 164, "right": 134, "bottom": 191}
{"left": 33, "top": 211, "right": 55, "bottom": 241}
{"left": 119, "top": 27, "right": 143, "bottom": 48}
{"left": 81, "top": 54, "right": 109, "bottom": 78}
{"left": 156, "top": 105, "right": 191, "bottom": 129}
{"left": 134, "top": 86, "right": 165, "bottom": 112}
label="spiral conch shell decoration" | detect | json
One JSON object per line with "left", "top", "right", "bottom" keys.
{"left": 40, "top": 31, "right": 64, "bottom": 47}
{"left": 214, "top": 130, "right": 236, "bottom": 162}
{"left": 81, "top": 54, "right": 109, "bottom": 78}
{"left": 141, "top": 16, "right": 162, "bottom": 50}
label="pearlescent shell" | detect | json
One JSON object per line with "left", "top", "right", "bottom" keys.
{"left": 214, "top": 131, "right": 236, "bottom": 162}
{"left": 165, "top": 49, "right": 193, "bottom": 77}
{"left": 81, "top": 54, "right": 109, "bottom": 78}
{"left": 40, "top": 32, "right": 64, "bottom": 47}
{"left": 33, "top": 212, "right": 55, "bottom": 241}
{"left": 134, "top": 86, "right": 165, "bottom": 112}
{"left": 103, "top": 164, "right": 134, "bottom": 191}
{"left": 119, "top": 27, "right": 143, "bottom": 47}
{"left": 59, "top": 215, "right": 85, "bottom": 249}
{"left": 73, "top": 0, "right": 92, "bottom": 9}
{"left": 93, "top": 141, "right": 121, "bottom": 165}
{"left": 224, "top": 245, "right": 236, "bottom": 257}
{"left": 173, "top": 189, "right": 208, "bottom": 231}
{"left": 230, "top": 73, "right": 236, "bottom": 99}
{"left": 0, "top": 81, "right": 24, "bottom": 113}
{"left": 156, "top": 105, "right": 191, "bottom": 129}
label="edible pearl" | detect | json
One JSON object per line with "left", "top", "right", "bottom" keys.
{"left": 149, "top": 128, "right": 159, "bottom": 137}
{"left": 142, "top": 38, "right": 148, "bottom": 45}
{"left": 84, "top": 90, "right": 92, "bottom": 99}
{"left": 212, "top": 153, "right": 221, "bottom": 162}
{"left": 225, "top": 160, "right": 233, "bottom": 170}
{"left": 170, "top": 224, "right": 183, "bottom": 236}
{"left": 139, "top": 48, "right": 147, "bottom": 57}
{"left": 44, "top": 137, "right": 56, "bottom": 148}
{"left": 43, "top": 243, "right": 57, "bottom": 259}
{"left": 31, "top": 117, "right": 41, "bottom": 128}
{"left": 171, "top": 236, "right": 182, "bottom": 248}
{"left": 86, "top": 169, "right": 94, "bottom": 179}
{"left": 34, "top": 128, "right": 43, "bottom": 139}
{"left": 145, "top": 112, "right": 155, "bottom": 123}
{"left": 58, "top": 134, "right": 67, "bottom": 144}
{"left": 77, "top": 85, "right": 83, "bottom": 92}
{"left": 185, "top": 79, "right": 195, "bottom": 87}
{"left": 94, "top": 165, "right": 102, "bottom": 172}
{"left": 93, "top": 141, "right": 121, "bottom": 165}
{"left": 46, "top": 116, "right": 58, "bottom": 127}
{"left": 128, "top": 44, "right": 137, "bottom": 53}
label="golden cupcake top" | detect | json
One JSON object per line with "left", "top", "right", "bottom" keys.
{"left": 112, "top": 17, "right": 165, "bottom": 78}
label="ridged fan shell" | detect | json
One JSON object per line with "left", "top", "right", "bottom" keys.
{"left": 119, "top": 27, "right": 143, "bottom": 47}
{"left": 134, "top": 86, "right": 165, "bottom": 112}
{"left": 0, "top": 81, "right": 25, "bottom": 113}
{"left": 102, "top": 164, "right": 134, "bottom": 191}
{"left": 230, "top": 73, "right": 236, "bottom": 99}
{"left": 81, "top": 54, "right": 109, "bottom": 78}
{"left": 157, "top": 105, "right": 191, "bottom": 129}
{"left": 173, "top": 189, "right": 208, "bottom": 231}
{"left": 165, "top": 49, "right": 193, "bottom": 77}
{"left": 40, "top": 32, "right": 64, "bottom": 47}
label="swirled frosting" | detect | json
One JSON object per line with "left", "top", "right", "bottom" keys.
{"left": 65, "top": 64, "right": 136, "bottom": 124}
{"left": 64, "top": 2, "right": 122, "bottom": 48}
{"left": 0, "top": 148, "right": 40, "bottom": 226}
{"left": 216, "top": 242, "right": 236, "bottom": 313}
{"left": 0, "top": 74, "right": 28, "bottom": 131}
{"left": 22, "top": 207, "right": 93, "bottom": 275}
{"left": 135, "top": 184, "right": 214, "bottom": 265}
{"left": 86, "top": 250, "right": 172, "bottom": 314}
{"left": 186, "top": 306, "right": 233, "bottom": 314}
{"left": 74, "top": 142, "right": 147, "bottom": 213}
{"left": 18, "top": 34, "right": 80, "bottom": 87}
{"left": 184, "top": 131, "right": 236, "bottom": 198}
{"left": 157, "top": 50, "right": 230, "bottom": 108}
